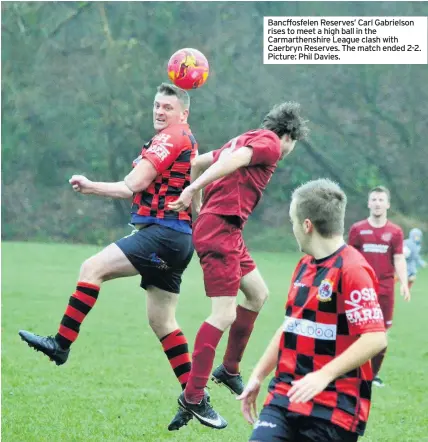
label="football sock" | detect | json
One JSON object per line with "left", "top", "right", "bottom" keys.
{"left": 184, "top": 322, "right": 223, "bottom": 403}
{"left": 223, "top": 305, "right": 259, "bottom": 374}
{"left": 160, "top": 329, "right": 192, "bottom": 390}
{"left": 55, "top": 282, "right": 100, "bottom": 349}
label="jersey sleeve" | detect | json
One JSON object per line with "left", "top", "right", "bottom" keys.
{"left": 142, "top": 129, "right": 185, "bottom": 173}
{"left": 391, "top": 227, "right": 404, "bottom": 255}
{"left": 341, "top": 264, "right": 386, "bottom": 335}
{"left": 212, "top": 148, "right": 222, "bottom": 163}
{"left": 347, "top": 224, "right": 360, "bottom": 249}
{"left": 248, "top": 131, "right": 282, "bottom": 166}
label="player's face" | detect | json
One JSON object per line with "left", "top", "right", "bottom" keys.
{"left": 153, "top": 93, "right": 188, "bottom": 132}
{"left": 280, "top": 135, "right": 296, "bottom": 160}
{"left": 368, "top": 191, "right": 390, "bottom": 218}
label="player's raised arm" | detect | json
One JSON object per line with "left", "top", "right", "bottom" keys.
{"left": 168, "top": 146, "right": 253, "bottom": 212}
{"left": 69, "top": 174, "right": 134, "bottom": 199}
{"left": 191, "top": 151, "right": 215, "bottom": 176}
{"left": 123, "top": 159, "right": 159, "bottom": 193}
{"left": 190, "top": 151, "right": 214, "bottom": 215}
{"left": 68, "top": 157, "right": 159, "bottom": 200}
{"left": 192, "top": 146, "right": 253, "bottom": 186}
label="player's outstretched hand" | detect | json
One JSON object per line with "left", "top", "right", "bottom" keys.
{"left": 167, "top": 187, "right": 194, "bottom": 212}
{"left": 287, "top": 370, "right": 331, "bottom": 404}
{"left": 69, "top": 175, "right": 93, "bottom": 194}
{"left": 236, "top": 378, "right": 261, "bottom": 425}
{"left": 400, "top": 284, "right": 411, "bottom": 302}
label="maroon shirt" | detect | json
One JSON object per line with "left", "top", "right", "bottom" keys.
{"left": 199, "top": 129, "right": 281, "bottom": 227}
{"left": 348, "top": 220, "right": 403, "bottom": 295}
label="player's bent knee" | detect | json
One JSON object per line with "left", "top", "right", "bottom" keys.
{"left": 257, "top": 287, "right": 269, "bottom": 307}
{"left": 148, "top": 317, "right": 177, "bottom": 338}
{"left": 148, "top": 311, "right": 177, "bottom": 337}
{"left": 79, "top": 256, "right": 103, "bottom": 282}
{"left": 245, "top": 287, "right": 269, "bottom": 312}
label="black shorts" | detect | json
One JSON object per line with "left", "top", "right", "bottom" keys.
{"left": 115, "top": 224, "right": 194, "bottom": 294}
{"left": 249, "top": 405, "right": 359, "bottom": 442}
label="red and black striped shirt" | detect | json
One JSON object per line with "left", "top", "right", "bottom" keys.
{"left": 131, "top": 123, "right": 198, "bottom": 230}
{"left": 265, "top": 245, "right": 385, "bottom": 435}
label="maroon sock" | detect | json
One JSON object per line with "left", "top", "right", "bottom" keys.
{"left": 371, "top": 347, "right": 387, "bottom": 377}
{"left": 55, "top": 282, "right": 100, "bottom": 349}
{"left": 184, "top": 322, "right": 223, "bottom": 403}
{"left": 223, "top": 305, "right": 259, "bottom": 374}
{"left": 160, "top": 329, "right": 192, "bottom": 390}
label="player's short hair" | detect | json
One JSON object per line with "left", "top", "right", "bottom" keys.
{"left": 262, "top": 101, "right": 310, "bottom": 140}
{"left": 156, "top": 82, "right": 190, "bottom": 110}
{"left": 292, "top": 178, "right": 347, "bottom": 237}
{"left": 369, "top": 185, "right": 390, "bottom": 200}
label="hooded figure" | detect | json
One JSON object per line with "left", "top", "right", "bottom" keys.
{"left": 404, "top": 228, "right": 426, "bottom": 286}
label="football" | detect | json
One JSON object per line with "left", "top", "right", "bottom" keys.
{"left": 167, "top": 48, "right": 209, "bottom": 90}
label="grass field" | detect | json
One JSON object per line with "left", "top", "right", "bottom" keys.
{"left": 2, "top": 241, "right": 428, "bottom": 441}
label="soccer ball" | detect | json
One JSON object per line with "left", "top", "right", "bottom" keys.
{"left": 167, "top": 48, "right": 209, "bottom": 90}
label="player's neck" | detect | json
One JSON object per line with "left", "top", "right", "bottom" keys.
{"left": 368, "top": 216, "right": 388, "bottom": 228}
{"left": 310, "top": 235, "right": 345, "bottom": 260}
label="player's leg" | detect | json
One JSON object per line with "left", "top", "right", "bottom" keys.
{"left": 178, "top": 296, "right": 234, "bottom": 429}
{"left": 408, "top": 274, "right": 416, "bottom": 289}
{"left": 146, "top": 286, "right": 192, "bottom": 391}
{"left": 19, "top": 241, "right": 139, "bottom": 365}
{"left": 177, "top": 214, "right": 239, "bottom": 429}
{"left": 183, "top": 260, "right": 240, "bottom": 405}
{"left": 249, "top": 405, "right": 298, "bottom": 441}
{"left": 297, "top": 415, "right": 359, "bottom": 442}
{"left": 137, "top": 225, "right": 194, "bottom": 392}
{"left": 129, "top": 225, "right": 195, "bottom": 431}
{"left": 371, "top": 293, "right": 394, "bottom": 386}
{"left": 146, "top": 286, "right": 194, "bottom": 432}
{"left": 214, "top": 264, "right": 269, "bottom": 394}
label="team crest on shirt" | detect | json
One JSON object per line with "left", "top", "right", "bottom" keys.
{"left": 317, "top": 279, "right": 334, "bottom": 302}
{"left": 382, "top": 232, "right": 392, "bottom": 242}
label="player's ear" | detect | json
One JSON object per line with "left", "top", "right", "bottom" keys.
{"left": 303, "top": 218, "right": 313, "bottom": 234}
{"left": 181, "top": 108, "right": 189, "bottom": 121}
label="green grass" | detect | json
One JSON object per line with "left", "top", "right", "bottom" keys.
{"left": 2, "top": 241, "right": 428, "bottom": 441}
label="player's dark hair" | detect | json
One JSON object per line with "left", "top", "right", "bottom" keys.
{"left": 157, "top": 82, "right": 190, "bottom": 110}
{"left": 292, "top": 179, "right": 347, "bottom": 237}
{"left": 369, "top": 185, "right": 390, "bottom": 200}
{"left": 262, "top": 102, "right": 309, "bottom": 140}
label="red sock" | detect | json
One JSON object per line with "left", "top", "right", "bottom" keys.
{"left": 408, "top": 280, "right": 414, "bottom": 289}
{"left": 371, "top": 347, "right": 387, "bottom": 377}
{"left": 223, "top": 305, "right": 259, "bottom": 374}
{"left": 55, "top": 282, "right": 100, "bottom": 349}
{"left": 160, "top": 329, "right": 192, "bottom": 390}
{"left": 184, "top": 322, "right": 223, "bottom": 403}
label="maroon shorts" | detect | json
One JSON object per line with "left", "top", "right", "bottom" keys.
{"left": 378, "top": 294, "right": 395, "bottom": 329}
{"left": 193, "top": 213, "right": 256, "bottom": 297}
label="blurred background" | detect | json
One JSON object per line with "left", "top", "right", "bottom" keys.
{"left": 2, "top": 1, "right": 427, "bottom": 251}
